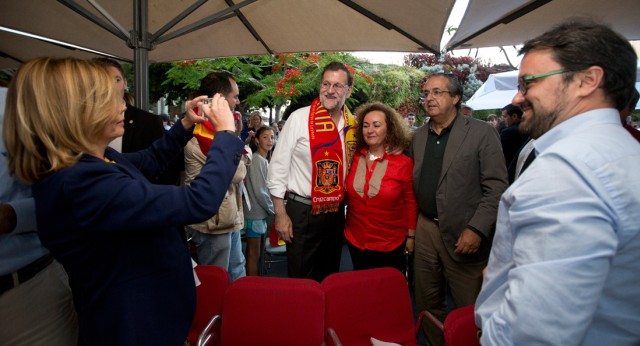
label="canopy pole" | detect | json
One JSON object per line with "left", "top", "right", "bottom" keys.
{"left": 133, "top": 0, "right": 150, "bottom": 110}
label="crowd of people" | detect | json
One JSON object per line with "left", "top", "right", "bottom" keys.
{"left": 1, "top": 18, "right": 639, "bottom": 346}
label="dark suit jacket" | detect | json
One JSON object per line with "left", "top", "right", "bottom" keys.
{"left": 500, "top": 122, "right": 529, "bottom": 169}
{"left": 408, "top": 115, "right": 508, "bottom": 263}
{"left": 33, "top": 122, "right": 244, "bottom": 345}
{"left": 122, "top": 105, "right": 164, "bottom": 153}
{"left": 123, "top": 105, "right": 183, "bottom": 185}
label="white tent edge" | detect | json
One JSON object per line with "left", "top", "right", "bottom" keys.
{"left": 467, "top": 64, "right": 640, "bottom": 110}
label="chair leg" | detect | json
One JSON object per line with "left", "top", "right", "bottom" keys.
{"left": 258, "top": 235, "right": 266, "bottom": 276}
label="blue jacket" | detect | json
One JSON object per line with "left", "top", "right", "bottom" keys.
{"left": 33, "top": 121, "right": 243, "bottom": 345}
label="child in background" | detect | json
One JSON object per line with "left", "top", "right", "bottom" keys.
{"left": 242, "top": 126, "right": 275, "bottom": 275}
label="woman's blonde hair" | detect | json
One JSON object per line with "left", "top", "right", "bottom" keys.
{"left": 3, "top": 57, "right": 120, "bottom": 183}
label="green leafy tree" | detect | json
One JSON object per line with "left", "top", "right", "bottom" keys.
{"left": 163, "top": 52, "right": 374, "bottom": 121}
{"left": 163, "top": 56, "right": 268, "bottom": 114}
{"left": 246, "top": 52, "right": 374, "bottom": 120}
{"left": 368, "top": 66, "right": 426, "bottom": 123}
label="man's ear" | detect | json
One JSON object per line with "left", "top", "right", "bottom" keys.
{"left": 453, "top": 95, "right": 461, "bottom": 108}
{"left": 577, "top": 66, "right": 604, "bottom": 97}
{"left": 346, "top": 85, "right": 353, "bottom": 99}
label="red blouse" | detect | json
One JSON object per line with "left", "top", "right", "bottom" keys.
{"left": 345, "top": 149, "right": 418, "bottom": 252}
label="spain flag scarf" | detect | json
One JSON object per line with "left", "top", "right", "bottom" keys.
{"left": 193, "top": 110, "right": 216, "bottom": 155}
{"left": 308, "top": 97, "right": 356, "bottom": 214}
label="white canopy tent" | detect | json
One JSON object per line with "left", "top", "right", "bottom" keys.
{"left": 0, "top": 0, "right": 456, "bottom": 109}
{"left": 467, "top": 65, "right": 640, "bottom": 111}
{"left": 446, "top": 0, "right": 640, "bottom": 50}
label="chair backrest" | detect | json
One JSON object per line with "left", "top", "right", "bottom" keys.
{"left": 322, "top": 268, "right": 417, "bottom": 346}
{"left": 220, "top": 276, "right": 325, "bottom": 345}
{"left": 187, "top": 265, "right": 229, "bottom": 345}
{"left": 443, "top": 304, "right": 479, "bottom": 346}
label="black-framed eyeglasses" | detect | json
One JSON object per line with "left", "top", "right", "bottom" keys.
{"left": 320, "top": 81, "right": 349, "bottom": 92}
{"left": 420, "top": 89, "right": 451, "bottom": 100}
{"left": 517, "top": 69, "right": 570, "bottom": 96}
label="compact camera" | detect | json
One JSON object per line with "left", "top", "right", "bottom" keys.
{"left": 202, "top": 97, "right": 214, "bottom": 105}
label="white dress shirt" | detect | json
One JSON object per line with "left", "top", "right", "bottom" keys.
{"left": 267, "top": 106, "right": 346, "bottom": 199}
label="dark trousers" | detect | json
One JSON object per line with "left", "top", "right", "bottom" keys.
{"left": 286, "top": 200, "right": 344, "bottom": 282}
{"left": 414, "top": 214, "right": 486, "bottom": 346}
{"left": 347, "top": 241, "right": 405, "bottom": 273}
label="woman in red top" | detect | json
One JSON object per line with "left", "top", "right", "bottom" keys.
{"left": 345, "top": 102, "right": 418, "bottom": 272}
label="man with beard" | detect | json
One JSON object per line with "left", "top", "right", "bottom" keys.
{"left": 408, "top": 73, "right": 507, "bottom": 345}
{"left": 475, "top": 19, "right": 640, "bottom": 345}
{"left": 267, "top": 62, "right": 357, "bottom": 282}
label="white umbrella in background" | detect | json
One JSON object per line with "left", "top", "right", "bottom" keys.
{"left": 465, "top": 70, "right": 518, "bottom": 111}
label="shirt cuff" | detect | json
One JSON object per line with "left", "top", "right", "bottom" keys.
{"left": 466, "top": 225, "right": 485, "bottom": 239}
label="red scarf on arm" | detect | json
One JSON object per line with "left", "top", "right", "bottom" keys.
{"left": 192, "top": 105, "right": 226, "bottom": 155}
{"left": 308, "top": 97, "right": 356, "bottom": 215}
{"left": 193, "top": 120, "right": 217, "bottom": 155}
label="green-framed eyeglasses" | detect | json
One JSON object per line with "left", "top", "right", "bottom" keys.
{"left": 517, "top": 69, "right": 570, "bottom": 95}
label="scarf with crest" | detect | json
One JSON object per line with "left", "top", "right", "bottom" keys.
{"left": 308, "top": 97, "right": 356, "bottom": 214}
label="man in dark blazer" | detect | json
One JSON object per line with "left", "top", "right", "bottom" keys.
{"left": 500, "top": 104, "right": 529, "bottom": 169}
{"left": 408, "top": 73, "right": 508, "bottom": 346}
{"left": 121, "top": 104, "right": 164, "bottom": 153}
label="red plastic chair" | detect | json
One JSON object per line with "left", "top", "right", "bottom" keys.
{"left": 215, "top": 276, "right": 325, "bottom": 345}
{"left": 322, "top": 267, "right": 419, "bottom": 346}
{"left": 187, "top": 265, "right": 229, "bottom": 346}
{"left": 421, "top": 304, "right": 480, "bottom": 346}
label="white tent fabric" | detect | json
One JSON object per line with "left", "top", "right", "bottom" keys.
{"left": 1, "top": 0, "right": 456, "bottom": 108}
{"left": 0, "top": 30, "right": 107, "bottom": 69}
{"left": 446, "top": 0, "right": 640, "bottom": 50}
{"left": 467, "top": 65, "right": 640, "bottom": 111}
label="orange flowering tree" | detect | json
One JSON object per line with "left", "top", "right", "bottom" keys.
{"left": 164, "top": 52, "right": 374, "bottom": 119}
{"left": 245, "top": 52, "right": 374, "bottom": 114}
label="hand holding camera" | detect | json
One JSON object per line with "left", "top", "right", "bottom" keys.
{"left": 197, "top": 94, "right": 235, "bottom": 132}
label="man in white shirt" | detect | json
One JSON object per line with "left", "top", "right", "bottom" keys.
{"left": 267, "top": 62, "right": 356, "bottom": 282}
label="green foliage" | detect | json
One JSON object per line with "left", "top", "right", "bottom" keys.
{"left": 473, "top": 109, "right": 501, "bottom": 121}
{"left": 245, "top": 52, "right": 373, "bottom": 111}
{"left": 163, "top": 57, "right": 269, "bottom": 107}
{"left": 111, "top": 51, "right": 509, "bottom": 124}
{"left": 161, "top": 52, "right": 374, "bottom": 116}
{"left": 120, "top": 62, "right": 178, "bottom": 105}
{"left": 0, "top": 70, "right": 14, "bottom": 85}
{"left": 369, "top": 66, "right": 425, "bottom": 119}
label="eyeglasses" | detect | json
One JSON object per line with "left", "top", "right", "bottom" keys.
{"left": 517, "top": 69, "right": 570, "bottom": 96}
{"left": 321, "top": 81, "right": 349, "bottom": 92}
{"left": 420, "top": 89, "right": 451, "bottom": 100}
